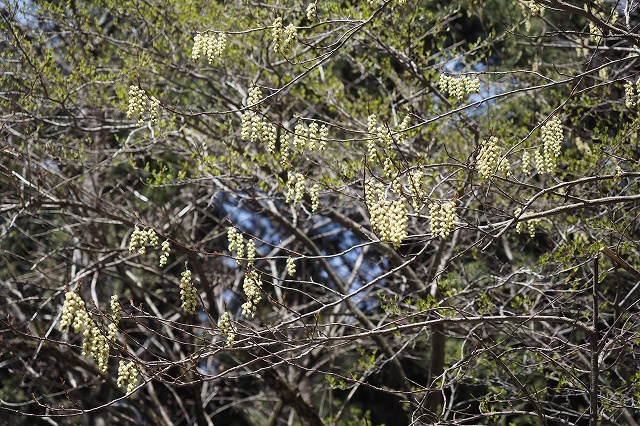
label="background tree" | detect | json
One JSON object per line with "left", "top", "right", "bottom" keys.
{"left": 2, "top": 0, "right": 640, "bottom": 424}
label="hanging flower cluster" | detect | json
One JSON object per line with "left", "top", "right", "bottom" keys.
{"left": 397, "top": 115, "right": 411, "bottom": 143}
{"left": 82, "top": 324, "right": 110, "bottom": 372}
{"left": 117, "top": 360, "right": 139, "bottom": 394}
{"left": 515, "top": 208, "right": 540, "bottom": 238}
{"left": 306, "top": 3, "right": 317, "bottom": 20}
{"left": 228, "top": 227, "right": 245, "bottom": 260}
{"left": 535, "top": 116, "right": 563, "bottom": 174}
{"left": 191, "top": 32, "right": 227, "bottom": 63}
{"left": 272, "top": 17, "right": 297, "bottom": 55}
{"left": 477, "top": 136, "right": 500, "bottom": 180}
{"left": 246, "top": 239, "right": 256, "bottom": 267}
{"left": 367, "top": 114, "right": 411, "bottom": 165}
{"left": 624, "top": 80, "right": 640, "bottom": 108}
{"left": 126, "top": 85, "right": 160, "bottom": 126}
{"left": 59, "top": 290, "right": 121, "bottom": 371}
{"left": 521, "top": 151, "right": 532, "bottom": 176}
{"left": 108, "top": 294, "right": 121, "bottom": 341}
{"left": 59, "top": 291, "right": 89, "bottom": 333}
{"left": 218, "top": 312, "right": 235, "bottom": 347}
{"left": 365, "top": 180, "right": 408, "bottom": 249}
{"left": 285, "top": 171, "right": 305, "bottom": 204}
{"left": 310, "top": 183, "right": 320, "bottom": 212}
{"left": 126, "top": 85, "right": 147, "bottom": 126}
{"left": 159, "top": 240, "right": 171, "bottom": 267}
{"left": 429, "top": 201, "right": 457, "bottom": 239}
{"left": 241, "top": 271, "right": 262, "bottom": 318}
{"left": 280, "top": 133, "right": 290, "bottom": 166}
{"left": 438, "top": 74, "right": 480, "bottom": 101}
{"left": 408, "top": 170, "right": 427, "bottom": 212}
{"left": 286, "top": 257, "right": 296, "bottom": 276}
{"left": 180, "top": 269, "right": 197, "bottom": 314}
{"left": 149, "top": 96, "right": 159, "bottom": 125}
{"left": 129, "top": 226, "right": 158, "bottom": 256}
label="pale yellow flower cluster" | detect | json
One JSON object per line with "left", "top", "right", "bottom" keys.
{"left": 241, "top": 271, "right": 262, "bottom": 318}
{"left": 535, "top": 116, "right": 563, "bottom": 174}
{"left": 117, "top": 360, "right": 139, "bottom": 394}
{"left": 286, "top": 257, "right": 296, "bottom": 276}
{"left": 624, "top": 80, "right": 639, "bottom": 108}
{"left": 192, "top": 33, "right": 226, "bottom": 64}
{"left": 477, "top": 136, "right": 500, "bottom": 180}
{"left": 285, "top": 171, "right": 305, "bottom": 204}
{"left": 228, "top": 227, "right": 245, "bottom": 260}
{"left": 246, "top": 239, "right": 256, "bottom": 267}
{"left": 365, "top": 180, "right": 408, "bottom": 249}
{"left": 159, "top": 240, "right": 171, "bottom": 267}
{"left": 82, "top": 324, "right": 110, "bottom": 372}
{"left": 272, "top": 17, "right": 297, "bottom": 55}
{"left": 129, "top": 225, "right": 158, "bottom": 256}
{"left": 310, "top": 183, "right": 320, "bottom": 212}
{"left": 306, "top": 3, "right": 317, "bottom": 20}
{"left": 126, "top": 85, "right": 147, "bottom": 126}
{"left": 59, "top": 291, "right": 89, "bottom": 333}
{"left": 408, "top": 170, "right": 426, "bottom": 212}
{"left": 59, "top": 291, "right": 122, "bottom": 372}
{"left": 438, "top": 74, "right": 480, "bottom": 101}
{"left": 429, "top": 201, "right": 457, "bottom": 239}
{"left": 218, "top": 312, "right": 235, "bottom": 347}
{"left": 515, "top": 208, "right": 540, "bottom": 238}
{"left": 180, "top": 269, "right": 197, "bottom": 314}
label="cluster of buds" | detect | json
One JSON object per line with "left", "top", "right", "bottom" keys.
{"left": 624, "top": 80, "right": 640, "bottom": 108}
{"left": 306, "top": 3, "right": 317, "bottom": 20}
{"left": 378, "top": 125, "right": 393, "bottom": 153}
{"left": 367, "top": 114, "right": 379, "bottom": 162}
{"left": 117, "top": 360, "right": 139, "bottom": 394}
{"left": 241, "top": 112, "right": 252, "bottom": 140}
{"left": 191, "top": 32, "right": 227, "bottom": 64}
{"left": 519, "top": 0, "right": 544, "bottom": 15}
{"left": 272, "top": 17, "right": 297, "bottom": 55}
{"left": 218, "top": 312, "right": 235, "bottom": 347}
{"left": 241, "top": 271, "right": 262, "bottom": 318}
{"left": 180, "top": 269, "right": 197, "bottom": 314}
{"left": 515, "top": 208, "right": 540, "bottom": 238}
{"left": 365, "top": 180, "right": 408, "bottom": 249}
{"left": 280, "top": 133, "right": 290, "bottom": 167}
{"left": 396, "top": 115, "right": 411, "bottom": 143}
{"left": 408, "top": 170, "right": 427, "bottom": 211}
{"left": 60, "top": 291, "right": 113, "bottom": 371}
{"left": 108, "top": 294, "right": 122, "bottom": 341}
{"left": 286, "top": 257, "right": 296, "bottom": 276}
{"left": 294, "top": 123, "right": 308, "bottom": 151}
{"left": 129, "top": 226, "right": 159, "bottom": 256}
{"left": 82, "top": 324, "right": 110, "bottom": 372}
{"left": 228, "top": 227, "right": 245, "bottom": 260}
{"left": 126, "top": 85, "right": 147, "bottom": 126}
{"left": 59, "top": 291, "right": 89, "bottom": 333}
{"left": 248, "top": 86, "right": 262, "bottom": 110}
{"left": 310, "top": 183, "right": 320, "bottom": 212}
{"left": 149, "top": 96, "right": 159, "bottom": 126}
{"left": 429, "top": 201, "right": 457, "bottom": 239}
{"left": 521, "top": 151, "right": 532, "bottom": 176}
{"left": 285, "top": 171, "right": 305, "bottom": 204}
{"left": 263, "top": 122, "right": 277, "bottom": 154}
{"left": 438, "top": 74, "right": 480, "bottom": 101}
{"left": 536, "top": 116, "right": 563, "bottom": 174}
{"left": 159, "top": 240, "right": 171, "bottom": 267}
{"left": 246, "top": 239, "right": 256, "bottom": 267}
{"left": 477, "top": 136, "right": 500, "bottom": 180}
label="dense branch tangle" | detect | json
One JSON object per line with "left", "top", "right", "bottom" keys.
{"left": 2, "top": 0, "right": 640, "bottom": 424}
